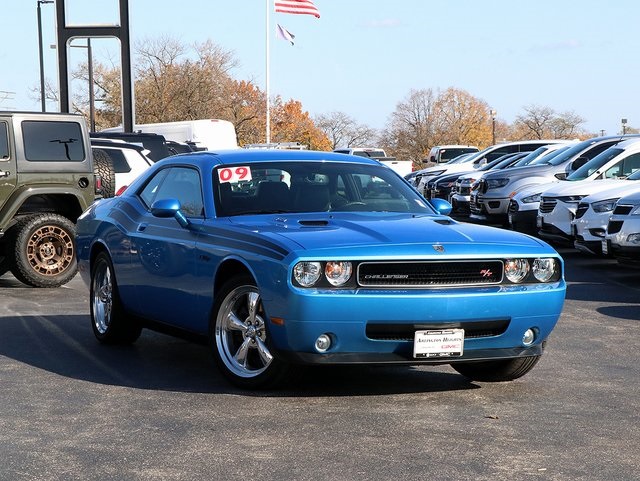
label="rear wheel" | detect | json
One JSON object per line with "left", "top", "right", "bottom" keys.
{"left": 9, "top": 213, "right": 77, "bottom": 288}
{"left": 90, "top": 251, "right": 141, "bottom": 344}
{"left": 211, "top": 275, "right": 291, "bottom": 389}
{"left": 451, "top": 356, "right": 541, "bottom": 382}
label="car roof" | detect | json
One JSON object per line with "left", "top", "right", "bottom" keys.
{"left": 167, "top": 149, "right": 383, "bottom": 167}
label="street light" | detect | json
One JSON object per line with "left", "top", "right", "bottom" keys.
{"left": 37, "top": 0, "right": 54, "bottom": 112}
{"left": 622, "top": 118, "right": 628, "bottom": 135}
{"left": 490, "top": 109, "right": 497, "bottom": 145}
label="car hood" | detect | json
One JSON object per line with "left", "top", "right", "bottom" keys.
{"left": 228, "top": 213, "right": 553, "bottom": 257}
{"left": 581, "top": 181, "right": 640, "bottom": 203}
{"left": 542, "top": 179, "right": 632, "bottom": 198}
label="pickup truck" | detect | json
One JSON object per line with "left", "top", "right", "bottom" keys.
{"left": 0, "top": 112, "right": 113, "bottom": 287}
{"left": 333, "top": 148, "right": 413, "bottom": 177}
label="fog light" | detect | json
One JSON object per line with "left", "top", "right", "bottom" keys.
{"left": 315, "top": 334, "right": 332, "bottom": 353}
{"left": 522, "top": 329, "right": 536, "bottom": 346}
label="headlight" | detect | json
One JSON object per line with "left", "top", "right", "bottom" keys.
{"left": 325, "top": 261, "right": 353, "bottom": 286}
{"left": 522, "top": 193, "right": 542, "bottom": 204}
{"left": 627, "top": 234, "right": 640, "bottom": 244}
{"left": 592, "top": 198, "right": 619, "bottom": 213}
{"left": 630, "top": 205, "right": 640, "bottom": 215}
{"left": 532, "top": 258, "right": 557, "bottom": 282}
{"left": 293, "top": 262, "right": 322, "bottom": 287}
{"left": 486, "top": 178, "right": 510, "bottom": 190}
{"left": 504, "top": 258, "right": 530, "bottom": 283}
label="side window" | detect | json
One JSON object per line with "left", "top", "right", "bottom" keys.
{"left": 139, "top": 169, "right": 169, "bottom": 208}
{"left": 618, "top": 153, "right": 640, "bottom": 178}
{"left": 22, "top": 120, "right": 85, "bottom": 161}
{"left": 0, "top": 122, "right": 9, "bottom": 159}
{"left": 584, "top": 142, "right": 615, "bottom": 160}
{"left": 153, "top": 167, "right": 204, "bottom": 217}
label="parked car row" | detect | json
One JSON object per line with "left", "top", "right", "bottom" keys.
{"left": 410, "top": 135, "right": 640, "bottom": 266}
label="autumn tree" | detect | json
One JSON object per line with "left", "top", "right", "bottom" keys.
{"left": 314, "top": 111, "right": 378, "bottom": 150}
{"left": 431, "top": 87, "right": 492, "bottom": 147}
{"left": 270, "top": 98, "right": 331, "bottom": 151}
{"left": 381, "top": 87, "right": 493, "bottom": 165}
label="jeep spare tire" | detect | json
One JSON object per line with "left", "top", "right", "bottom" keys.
{"left": 9, "top": 213, "right": 78, "bottom": 288}
{"left": 92, "top": 148, "right": 116, "bottom": 198}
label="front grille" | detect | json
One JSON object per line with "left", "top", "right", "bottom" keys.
{"left": 613, "top": 205, "right": 633, "bottom": 215}
{"left": 358, "top": 261, "right": 503, "bottom": 287}
{"left": 539, "top": 197, "right": 557, "bottom": 213}
{"left": 459, "top": 186, "right": 471, "bottom": 195}
{"left": 478, "top": 179, "right": 488, "bottom": 194}
{"left": 366, "top": 320, "right": 510, "bottom": 341}
{"left": 575, "top": 203, "right": 589, "bottom": 219}
{"left": 607, "top": 220, "right": 624, "bottom": 234}
{"left": 508, "top": 200, "right": 519, "bottom": 213}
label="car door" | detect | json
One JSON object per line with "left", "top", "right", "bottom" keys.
{"left": 0, "top": 118, "right": 17, "bottom": 213}
{"left": 128, "top": 166, "right": 206, "bottom": 330}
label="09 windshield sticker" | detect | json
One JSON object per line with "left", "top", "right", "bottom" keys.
{"left": 217, "top": 166, "right": 252, "bottom": 183}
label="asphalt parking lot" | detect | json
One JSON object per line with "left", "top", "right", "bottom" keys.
{"left": 0, "top": 248, "right": 639, "bottom": 481}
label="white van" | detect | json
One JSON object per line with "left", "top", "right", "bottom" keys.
{"left": 102, "top": 119, "right": 238, "bottom": 151}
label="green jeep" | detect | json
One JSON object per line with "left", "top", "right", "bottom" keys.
{"left": 0, "top": 112, "right": 112, "bottom": 287}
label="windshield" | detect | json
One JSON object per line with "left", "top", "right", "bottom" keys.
{"left": 529, "top": 145, "right": 571, "bottom": 166}
{"left": 546, "top": 138, "right": 610, "bottom": 166}
{"left": 213, "top": 161, "right": 434, "bottom": 216}
{"left": 566, "top": 147, "right": 624, "bottom": 181}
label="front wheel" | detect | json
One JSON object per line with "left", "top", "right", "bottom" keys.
{"left": 451, "top": 355, "right": 542, "bottom": 382}
{"left": 90, "top": 251, "right": 141, "bottom": 344}
{"left": 211, "top": 275, "right": 291, "bottom": 389}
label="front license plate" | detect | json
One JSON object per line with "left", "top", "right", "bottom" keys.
{"left": 601, "top": 239, "right": 609, "bottom": 255}
{"left": 413, "top": 329, "right": 464, "bottom": 358}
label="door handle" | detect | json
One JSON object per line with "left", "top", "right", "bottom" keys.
{"left": 137, "top": 223, "right": 148, "bottom": 232}
{"left": 0, "top": 170, "right": 10, "bottom": 178}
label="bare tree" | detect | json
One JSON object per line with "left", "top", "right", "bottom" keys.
{"left": 314, "top": 111, "right": 378, "bottom": 150}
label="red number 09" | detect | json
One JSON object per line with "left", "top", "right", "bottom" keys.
{"left": 218, "top": 166, "right": 251, "bottom": 183}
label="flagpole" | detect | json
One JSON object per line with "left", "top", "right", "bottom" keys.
{"left": 265, "top": 0, "right": 271, "bottom": 144}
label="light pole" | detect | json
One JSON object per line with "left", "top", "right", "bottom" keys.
{"left": 490, "top": 109, "right": 497, "bottom": 145}
{"left": 622, "top": 118, "right": 628, "bottom": 135}
{"left": 37, "top": 0, "right": 54, "bottom": 112}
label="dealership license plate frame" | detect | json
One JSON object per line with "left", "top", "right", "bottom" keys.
{"left": 413, "top": 329, "right": 465, "bottom": 358}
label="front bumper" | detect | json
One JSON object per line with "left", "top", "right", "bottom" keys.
{"left": 266, "top": 283, "right": 565, "bottom": 365}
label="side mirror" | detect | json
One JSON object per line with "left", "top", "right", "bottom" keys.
{"left": 151, "top": 198, "right": 190, "bottom": 228}
{"left": 429, "top": 198, "right": 453, "bottom": 216}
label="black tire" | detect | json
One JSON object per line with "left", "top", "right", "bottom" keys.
{"left": 92, "top": 148, "right": 116, "bottom": 198}
{"left": 211, "top": 274, "right": 292, "bottom": 389}
{"left": 451, "top": 355, "right": 542, "bottom": 382}
{"left": 90, "top": 251, "right": 142, "bottom": 344}
{"left": 0, "top": 256, "right": 9, "bottom": 277}
{"left": 9, "top": 213, "right": 78, "bottom": 288}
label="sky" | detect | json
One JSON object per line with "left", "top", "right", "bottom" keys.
{"left": 2, "top": 0, "right": 639, "bottom": 138}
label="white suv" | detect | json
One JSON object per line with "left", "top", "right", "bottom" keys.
{"left": 537, "top": 139, "right": 640, "bottom": 244}
{"left": 604, "top": 190, "right": 640, "bottom": 262}
{"left": 572, "top": 182, "right": 640, "bottom": 255}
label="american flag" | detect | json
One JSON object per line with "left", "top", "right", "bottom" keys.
{"left": 274, "top": 0, "right": 321, "bottom": 18}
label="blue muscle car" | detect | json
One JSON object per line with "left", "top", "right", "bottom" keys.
{"left": 76, "top": 149, "right": 565, "bottom": 388}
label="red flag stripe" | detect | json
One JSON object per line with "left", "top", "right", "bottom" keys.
{"left": 275, "top": 0, "right": 321, "bottom": 18}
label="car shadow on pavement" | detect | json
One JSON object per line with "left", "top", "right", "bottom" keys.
{"left": 0, "top": 314, "right": 479, "bottom": 397}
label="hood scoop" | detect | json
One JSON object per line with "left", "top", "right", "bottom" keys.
{"left": 434, "top": 218, "right": 455, "bottom": 225}
{"left": 298, "top": 219, "right": 330, "bottom": 227}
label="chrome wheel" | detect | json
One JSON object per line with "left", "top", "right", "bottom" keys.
{"left": 215, "top": 284, "right": 274, "bottom": 379}
{"left": 91, "top": 259, "right": 112, "bottom": 335}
